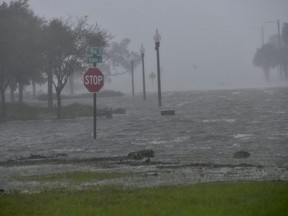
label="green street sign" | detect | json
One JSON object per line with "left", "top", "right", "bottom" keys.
{"left": 86, "top": 47, "right": 103, "bottom": 57}
{"left": 87, "top": 56, "right": 102, "bottom": 64}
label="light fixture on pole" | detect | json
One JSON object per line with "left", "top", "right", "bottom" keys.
{"left": 154, "top": 29, "right": 162, "bottom": 107}
{"left": 140, "top": 44, "right": 146, "bottom": 101}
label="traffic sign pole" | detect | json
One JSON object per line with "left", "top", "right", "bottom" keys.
{"left": 93, "top": 63, "right": 97, "bottom": 139}
{"left": 93, "top": 92, "right": 97, "bottom": 139}
{"left": 84, "top": 47, "right": 104, "bottom": 139}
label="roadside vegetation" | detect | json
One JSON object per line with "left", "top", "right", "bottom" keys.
{"left": 1, "top": 103, "right": 91, "bottom": 120}
{"left": 36, "top": 90, "right": 124, "bottom": 101}
{"left": 1, "top": 181, "right": 287, "bottom": 216}
{"left": 0, "top": 89, "right": 125, "bottom": 121}
{"left": 1, "top": 102, "right": 124, "bottom": 121}
{"left": 0, "top": 0, "right": 140, "bottom": 119}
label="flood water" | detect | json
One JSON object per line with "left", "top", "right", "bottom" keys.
{"left": 1, "top": 87, "right": 288, "bottom": 191}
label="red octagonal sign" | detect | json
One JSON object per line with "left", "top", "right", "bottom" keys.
{"left": 84, "top": 67, "right": 104, "bottom": 93}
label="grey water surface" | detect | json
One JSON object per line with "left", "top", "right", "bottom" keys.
{"left": 1, "top": 87, "right": 288, "bottom": 191}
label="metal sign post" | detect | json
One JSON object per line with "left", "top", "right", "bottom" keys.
{"left": 93, "top": 62, "right": 97, "bottom": 139}
{"left": 84, "top": 47, "right": 104, "bottom": 139}
{"left": 93, "top": 68, "right": 97, "bottom": 139}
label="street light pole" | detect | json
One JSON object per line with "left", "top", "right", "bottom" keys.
{"left": 277, "top": 20, "right": 283, "bottom": 78}
{"left": 261, "top": 25, "right": 264, "bottom": 46}
{"left": 265, "top": 20, "right": 281, "bottom": 48}
{"left": 140, "top": 44, "right": 146, "bottom": 101}
{"left": 154, "top": 29, "right": 162, "bottom": 107}
{"left": 131, "top": 59, "right": 135, "bottom": 97}
{"left": 265, "top": 20, "right": 282, "bottom": 76}
{"left": 277, "top": 20, "right": 281, "bottom": 51}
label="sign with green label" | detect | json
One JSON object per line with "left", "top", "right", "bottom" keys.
{"left": 86, "top": 47, "right": 103, "bottom": 64}
{"left": 87, "top": 56, "right": 102, "bottom": 63}
{"left": 86, "top": 47, "right": 103, "bottom": 57}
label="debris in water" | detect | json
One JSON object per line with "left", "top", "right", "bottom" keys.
{"left": 233, "top": 151, "right": 250, "bottom": 159}
{"left": 127, "top": 149, "right": 155, "bottom": 160}
{"left": 161, "top": 109, "right": 175, "bottom": 116}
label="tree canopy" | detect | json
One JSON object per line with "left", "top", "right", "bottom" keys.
{"left": 0, "top": 0, "right": 140, "bottom": 118}
{"left": 0, "top": 0, "right": 148, "bottom": 119}
{"left": 0, "top": 0, "right": 111, "bottom": 118}
{"left": 253, "top": 22, "right": 288, "bottom": 81}
{"left": 0, "top": 0, "right": 43, "bottom": 117}
{"left": 43, "top": 17, "right": 109, "bottom": 118}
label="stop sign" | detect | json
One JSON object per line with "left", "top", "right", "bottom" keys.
{"left": 84, "top": 67, "right": 104, "bottom": 92}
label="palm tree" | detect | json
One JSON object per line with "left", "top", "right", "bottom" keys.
{"left": 253, "top": 43, "right": 279, "bottom": 81}
{"left": 281, "top": 23, "right": 288, "bottom": 79}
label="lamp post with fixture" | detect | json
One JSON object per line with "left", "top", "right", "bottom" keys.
{"left": 154, "top": 29, "right": 162, "bottom": 107}
{"left": 140, "top": 44, "right": 146, "bottom": 101}
{"left": 130, "top": 59, "right": 135, "bottom": 97}
{"left": 265, "top": 20, "right": 282, "bottom": 76}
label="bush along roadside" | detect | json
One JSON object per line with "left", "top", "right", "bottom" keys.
{"left": 36, "top": 90, "right": 124, "bottom": 101}
{"left": 0, "top": 103, "right": 125, "bottom": 121}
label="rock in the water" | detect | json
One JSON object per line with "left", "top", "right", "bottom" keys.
{"left": 233, "top": 151, "right": 250, "bottom": 159}
{"left": 127, "top": 149, "right": 154, "bottom": 160}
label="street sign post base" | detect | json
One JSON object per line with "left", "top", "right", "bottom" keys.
{"left": 93, "top": 93, "right": 97, "bottom": 139}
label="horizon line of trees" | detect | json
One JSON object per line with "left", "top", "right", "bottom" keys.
{"left": 0, "top": 0, "right": 140, "bottom": 119}
{"left": 253, "top": 22, "right": 288, "bottom": 81}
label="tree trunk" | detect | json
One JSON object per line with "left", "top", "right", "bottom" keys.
{"left": 18, "top": 83, "right": 24, "bottom": 104}
{"left": 10, "top": 86, "right": 15, "bottom": 103}
{"left": 32, "top": 80, "right": 36, "bottom": 97}
{"left": 284, "top": 64, "right": 288, "bottom": 80}
{"left": 48, "top": 70, "right": 53, "bottom": 109}
{"left": 69, "top": 73, "right": 74, "bottom": 96}
{"left": 9, "top": 81, "right": 17, "bottom": 103}
{"left": 263, "top": 66, "right": 270, "bottom": 82}
{"left": 0, "top": 89, "right": 6, "bottom": 119}
{"left": 56, "top": 89, "right": 62, "bottom": 119}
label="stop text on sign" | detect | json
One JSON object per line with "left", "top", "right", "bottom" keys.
{"left": 84, "top": 75, "right": 103, "bottom": 85}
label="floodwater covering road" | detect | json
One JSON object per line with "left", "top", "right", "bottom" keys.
{"left": 1, "top": 87, "right": 288, "bottom": 191}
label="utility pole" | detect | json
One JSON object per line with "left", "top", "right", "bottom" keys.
{"left": 140, "top": 44, "right": 146, "bottom": 101}
{"left": 131, "top": 60, "right": 135, "bottom": 97}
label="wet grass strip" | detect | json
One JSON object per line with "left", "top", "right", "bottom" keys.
{"left": 13, "top": 171, "right": 126, "bottom": 183}
{"left": 1, "top": 181, "right": 288, "bottom": 216}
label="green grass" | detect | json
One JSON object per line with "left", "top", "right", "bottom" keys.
{"left": 1, "top": 182, "right": 288, "bottom": 216}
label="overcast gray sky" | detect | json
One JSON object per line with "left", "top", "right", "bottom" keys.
{"left": 29, "top": 0, "right": 288, "bottom": 92}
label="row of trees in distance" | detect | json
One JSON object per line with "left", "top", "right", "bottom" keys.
{"left": 0, "top": 0, "right": 140, "bottom": 119}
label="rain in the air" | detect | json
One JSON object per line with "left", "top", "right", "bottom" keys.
{"left": 0, "top": 0, "right": 288, "bottom": 214}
